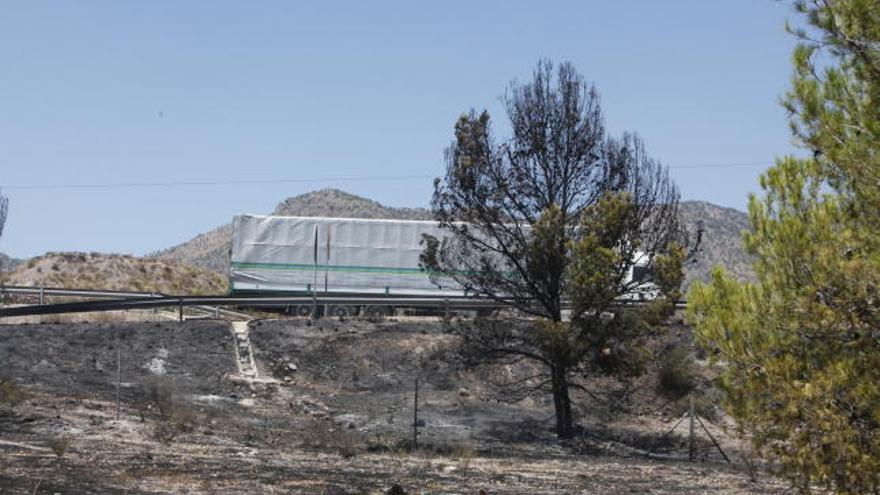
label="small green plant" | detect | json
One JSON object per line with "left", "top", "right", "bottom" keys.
{"left": 47, "top": 435, "right": 71, "bottom": 457}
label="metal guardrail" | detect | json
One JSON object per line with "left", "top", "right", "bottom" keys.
{"left": 0, "top": 293, "right": 505, "bottom": 318}
{"left": 0, "top": 285, "right": 251, "bottom": 319}
{"left": 0, "top": 285, "right": 686, "bottom": 319}
{"left": 0, "top": 285, "right": 163, "bottom": 300}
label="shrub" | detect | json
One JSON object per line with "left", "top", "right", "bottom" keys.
{"left": 145, "top": 378, "right": 196, "bottom": 443}
{"left": 657, "top": 345, "right": 697, "bottom": 399}
{"left": 0, "top": 377, "right": 27, "bottom": 413}
{"left": 302, "top": 425, "right": 363, "bottom": 458}
{"left": 47, "top": 435, "right": 71, "bottom": 457}
{"left": 669, "top": 391, "right": 720, "bottom": 422}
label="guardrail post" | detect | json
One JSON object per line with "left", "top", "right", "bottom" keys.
{"left": 39, "top": 287, "right": 44, "bottom": 306}
{"left": 178, "top": 299, "right": 183, "bottom": 323}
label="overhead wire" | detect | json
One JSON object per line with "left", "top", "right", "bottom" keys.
{"left": 2, "top": 161, "right": 774, "bottom": 191}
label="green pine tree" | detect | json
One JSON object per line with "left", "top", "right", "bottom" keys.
{"left": 687, "top": 1, "right": 879, "bottom": 493}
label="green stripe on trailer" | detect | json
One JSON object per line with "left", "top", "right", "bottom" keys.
{"left": 231, "top": 261, "right": 427, "bottom": 276}
{"left": 230, "top": 261, "right": 516, "bottom": 279}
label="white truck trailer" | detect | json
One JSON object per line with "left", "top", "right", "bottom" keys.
{"left": 229, "top": 214, "right": 657, "bottom": 315}
{"left": 230, "top": 215, "right": 462, "bottom": 297}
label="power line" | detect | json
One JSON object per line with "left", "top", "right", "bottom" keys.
{"left": 3, "top": 174, "right": 437, "bottom": 191}
{"left": 669, "top": 161, "right": 771, "bottom": 170}
{"left": 3, "top": 161, "right": 773, "bottom": 191}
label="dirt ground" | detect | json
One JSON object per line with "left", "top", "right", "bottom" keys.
{"left": 0, "top": 318, "right": 785, "bottom": 494}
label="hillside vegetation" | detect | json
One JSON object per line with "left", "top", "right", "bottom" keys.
{"left": 4, "top": 252, "right": 227, "bottom": 295}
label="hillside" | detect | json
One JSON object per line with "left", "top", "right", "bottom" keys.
{"left": 273, "top": 187, "right": 433, "bottom": 219}
{"left": 155, "top": 188, "right": 754, "bottom": 287}
{"left": 4, "top": 252, "right": 227, "bottom": 295}
{"left": 679, "top": 201, "right": 754, "bottom": 287}
{"left": 0, "top": 319, "right": 780, "bottom": 493}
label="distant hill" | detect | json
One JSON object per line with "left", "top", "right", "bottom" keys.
{"left": 154, "top": 188, "right": 754, "bottom": 288}
{"left": 679, "top": 201, "right": 754, "bottom": 288}
{"left": 273, "top": 188, "right": 432, "bottom": 219}
{"left": 4, "top": 252, "right": 227, "bottom": 295}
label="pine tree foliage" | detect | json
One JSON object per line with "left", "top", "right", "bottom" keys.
{"left": 688, "top": 2, "right": 879, "bottom": 492}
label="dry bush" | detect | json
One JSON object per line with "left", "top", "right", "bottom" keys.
{"left": 657, "top": 345, "right": 697, "bottom": 399}
{"left": 145, "top": 378, "right": 197, "bottom": 443}
{"left": 258, "top": 417, "right": 294, "bottom": 449}
{"left": 451, "top": 439, "right": 475, "bottom": 477}
{"left": 668, "top": 391, "right": 720, "bottom": 422}
{"left": 302, "top": 424, "right": 364, "bottom": 459}
{"left": 366, "top": 432, "right": 410, "bottom": 454}
{"left": 47, "top": 435, "right": 71, "bottom": 457}
{"left": 0, "top": 377, "right": 28, "bottom": 414}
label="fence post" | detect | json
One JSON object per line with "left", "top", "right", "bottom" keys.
{"left": 413, "top": 377, "right": 419, "bottom": 451}
{"left": 115, "top": 339, "right": 121, "bottom": 420}
{"left": 688, "top": 393, "right": 696, "bottom": 462}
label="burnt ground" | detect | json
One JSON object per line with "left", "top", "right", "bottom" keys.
{"left": 0, "top": 318, "right": 784, "bottom": 494}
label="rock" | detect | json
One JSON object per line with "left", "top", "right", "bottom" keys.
{"left": 286, "top": 362, "right": 298, "bottom": 372}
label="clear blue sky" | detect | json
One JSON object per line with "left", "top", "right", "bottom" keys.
{"left": 1, "top": 1, "right": 802, "bottom": 259}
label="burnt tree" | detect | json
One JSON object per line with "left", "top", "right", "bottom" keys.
{"left": 421, "top": 61, "right": 689, "bottom": 438}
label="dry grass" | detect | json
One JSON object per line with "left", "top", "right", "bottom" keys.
{"left": 47, "top": 435, "right": 71, "bottom": 457}
{"left": 5, "top": 252, "right": 227, "bottom": 295}
{"left": 0, "top": 376, "right": 28, "bottom": 412}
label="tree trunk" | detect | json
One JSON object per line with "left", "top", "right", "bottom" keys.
{"left": 551, "top": 364, "right": 574, "bottom": 439}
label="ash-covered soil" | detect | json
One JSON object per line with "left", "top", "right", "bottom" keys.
{"left": 248, "top": 318, "right": 558, "bottom": 453}
{"left": 0, "top": 319, "right": 783, "bottom": 494}
{"left": 0, "top": 320, "right": 238, "bottom": 401}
